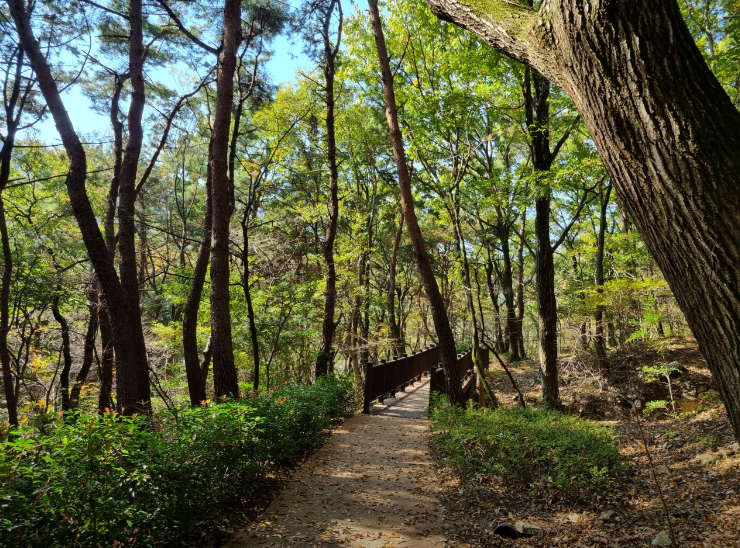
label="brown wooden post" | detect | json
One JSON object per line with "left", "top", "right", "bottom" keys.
{"left": 363, "top": 361, "right": 373, "bottom": 414}
{"left": 390, "top": 355, "right": 398, "bottom": 397}
{"left": 400, "top": 353, "right": 408, "bottom": 391}
{"left": 378, "top": 358, "right": 386, "bottom": 403}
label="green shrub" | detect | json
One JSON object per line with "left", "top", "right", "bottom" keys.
{"left": 430, "top": 402, "right": 627, "bottom": 496}
{"left": 0, "top": 373, "right": 358, "bottom": 548}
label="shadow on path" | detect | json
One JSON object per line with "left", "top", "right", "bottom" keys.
{"left": 223, "top": 378, "right": 448, "bottom": 548}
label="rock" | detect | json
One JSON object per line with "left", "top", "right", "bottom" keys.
{"left": 693, "top": 452, "right": 718, "bottom": 465}
{"left": 567, "top": 512, "right": 581, "bottom": 523}
{"left": 651, "top": 530, "right": 673, "bottom": 546}
{"left": 493, "top": 523, "right": 519, "bottom": 539}
{"left": 655, "top": 464, "right": 670, "bottom": 474}
{"left": 514, "top": 521, "right": 542, "bottom": 537}
{"left": 599, "top": 510, "right": 617, "bottom": 521}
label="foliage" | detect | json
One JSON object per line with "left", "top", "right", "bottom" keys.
{"left": 430, "top": 400, "right": 627, "bottom": 496}
{"left": 0, "top": 373, "right": 357, "bottom": 548}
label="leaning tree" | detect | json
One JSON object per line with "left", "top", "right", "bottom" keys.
{"left": 425, "top": 0, "right": 740, "bottom": 439}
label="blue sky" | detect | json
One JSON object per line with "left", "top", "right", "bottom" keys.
{"left": 33, "top": 28, "right": 310, "bottom": 143}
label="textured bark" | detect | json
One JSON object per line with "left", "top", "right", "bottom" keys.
{"left": 368, "top": 0, "right": 463, "bottom": 404}
{"left": 111, "top": 0, "right": 151, "bottom": 413}
{"left": 8, "top": 0, "right": 153, "bottom": 415}
{"left": 315, "top": 0, "right": 342, "bottom": 378}
{"left": 209, "top": 0, "right": 241, "bottom": 399}
{"left": 426, "top": 0, "right": 740, "bottom": 437}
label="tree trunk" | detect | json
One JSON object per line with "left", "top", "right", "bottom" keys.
{"left": 69, "top": 299, "right": 98, "bottom": 409}
{"left": 368, "top": 0, "right": 463, "bottom": 404}
{"left": 452, "top": 204, "right": 499, "bottom": 408}
{"left": 483, "top": 243, "right": 506, "bottom": 352}
{"left": 8, "top": 0, "right": 156, "bottom": 415}
{"left": 523, "top": 63, "right": 562, "bottom": 410}
{"left": 315, "top": 0, "right": 342, "bottom": 378}
{"left": 241, "top": 213, "right": 260, "bottom": 391}
{"left": 0, "top": 157, "right": 17, "bottom": 428}
{"left": 182, "top": 154, "right": 211, "bottom": 405}
{"left": 426, "top": 0, "right": 740, "bottom": 440}
{"left": 51, "top": 293, "right": 73, "bottom": 411}
{"left": 515, "top": 210, "right": 527, "bottom": 359}
{"left": 535, "top": 197, "right": 560, "bottom": 409}
{"left": 498, "top": 222, "right": 520, "bottom": 360}
{"left": 110, "top": 0, "right": 151, "bottom": 413}
{"left": 595, "top": 183, "right": 613, "bottom": 365}
{"left": 209, "top": 0, "right": 241, "bottom": 399}
{"left": 388, "top": 213, "right": 405, "bottom": 355}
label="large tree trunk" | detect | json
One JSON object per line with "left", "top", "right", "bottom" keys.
{"left": 209, "top": 0, "right": 241, "bottom": 399}
{"left": 368, "top": 0, "right": 463, "bottom": 404}
{"left": 426, "top": 0, "right": 740, "bottom": 437}
{"left": 315, "top": 0, "right": 342, "bottom": 378}
{"left": 114, "top": 0, "right": 152, "bottom": 413}
{"left": 8, "top": 0, "right": 152, "bottom": 415}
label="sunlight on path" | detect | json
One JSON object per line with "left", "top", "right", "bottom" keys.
{"left": 224, "top": 378, "right": 449, "bottom": 547}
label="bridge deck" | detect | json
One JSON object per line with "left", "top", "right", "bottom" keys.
{"left": 224, "top": 378, "right": 449, "bottom": 547}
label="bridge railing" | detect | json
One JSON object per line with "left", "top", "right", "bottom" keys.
{"left": 362, "top": 346, "right": 439, "bottom": 413}
{"left": 362, "top": 346, "right": 490, "bottom": 413}
{"left": 429, "top": 348, "right": 489, "bottom": 405}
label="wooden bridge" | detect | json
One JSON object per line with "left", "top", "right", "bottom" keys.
{"left": 362, "top": 346, "right": 489, "bottom": 413}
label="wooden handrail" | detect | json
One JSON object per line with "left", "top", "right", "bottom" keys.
{"left": 362, "top": 346, "right": 490, "bottom": 413}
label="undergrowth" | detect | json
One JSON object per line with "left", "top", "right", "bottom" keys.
{"left": 0, "top": 373, "right": 357, "bottom": 548}
{"left": 430, "top": 399, "right": 627, "bottom": 496}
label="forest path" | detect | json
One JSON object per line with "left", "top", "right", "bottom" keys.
{"left": 224, "top": 378, "right": 450, "bottom": 548}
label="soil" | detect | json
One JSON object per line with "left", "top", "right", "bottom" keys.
{"left": 440, "top": 338, "right": 740, "bottom": 547}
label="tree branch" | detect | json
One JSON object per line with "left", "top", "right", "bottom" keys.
{"left": 424, "top": 0, "right": 553, "bottom": 80}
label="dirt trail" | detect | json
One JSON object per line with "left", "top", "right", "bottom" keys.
{"left": 224, "top": 378, "right": 449, "bottom": 548}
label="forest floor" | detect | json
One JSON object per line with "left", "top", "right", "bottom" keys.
{"left": 440, "top": 338, "right": 740, "bottom": 547}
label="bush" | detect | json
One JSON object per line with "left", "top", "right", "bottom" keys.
{"left": 430, "top": 402, "right": 627, "bottom": 496}
{"left": 0, "top": 373, "right": 358, "bottom": 548}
